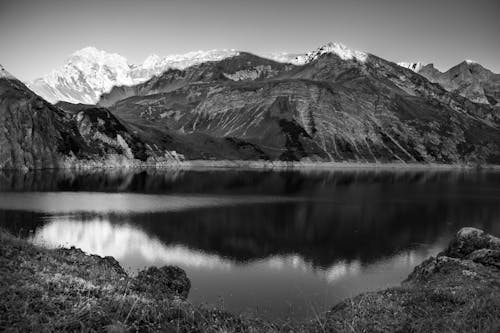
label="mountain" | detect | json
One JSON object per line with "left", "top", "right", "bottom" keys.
{"left": 27, "top": 45, "right": 500, "bottom": 108}
{"left": 100, "top": 43, "right": 500, "bottom": 164}
{"left": 28, "top": 47, "right": 301, "bottom": 105}
{"left": 398, "top": 60, "right": 500, "bottom": 106}
{"left": 3, "top": 42, "right": 500, "bottom": 169}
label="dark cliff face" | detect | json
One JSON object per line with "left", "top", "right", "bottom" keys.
{"left": 0, "top": 77, "right": 175, "bottom": 169}
{"left": 0, "top": 78, "right": 81, "bottom": 169}
{"left": 106, "top": 52, "right": 500, "bottom": 164}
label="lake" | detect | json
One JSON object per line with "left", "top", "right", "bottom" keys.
{"left": 1, "top": 168, "right": 500, "bottom": 321}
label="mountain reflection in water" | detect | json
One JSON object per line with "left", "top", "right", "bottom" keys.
{"left": 1, "top": 168, "right": 500, "bottom": 319}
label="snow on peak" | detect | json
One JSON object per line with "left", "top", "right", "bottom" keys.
{"left": 130, "top": 49, "right": 240, "bottom": 81}
{"left": 296, "top": 42, "right": 368, "bottom": 64}
{"left": 398, "top": 61, "right": 425, "bottom": 72}
{"left": 465, "top": 59, "right": 477, "bottom": 65}
{"left": 70, "top": 46, "right": 129, "bottom": 66}
{"left": 257, "top": 52, "right": 305, "bottom": 64}
{"left": 142, "top": 54, "right": 162, "bottom": 69}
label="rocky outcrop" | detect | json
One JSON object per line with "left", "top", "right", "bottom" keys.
{"left": 133, "top": 266, "right": 191, "bottom": 300}
{"left": 441, "top": 227, "right": 500, "bottom": 259}
{"left": 406, "top": 227, "right": 500, "bottom": 283}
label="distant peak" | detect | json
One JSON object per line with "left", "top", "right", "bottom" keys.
{"left": 142, "top": 54, "right": 162, "bottom": 67}
{"left": 298, "top": 42, "right": 368, "bottom": 64}
{"left": 70, "top": 46, "right": 129, "bottom": 65}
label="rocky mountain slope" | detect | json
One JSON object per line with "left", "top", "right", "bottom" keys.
{"left": 399, "top": 60, "right": 500, "bottom": 106}
{"left": 101, "top": 43, "right": 500, "bottom": 164}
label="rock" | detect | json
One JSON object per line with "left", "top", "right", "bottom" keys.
{"left": 406, "top": 228, "right": 500, "bottom": 284}
{"left": 56, "top": 246, "right": 127, "bottom": 277}
{"left": 466, "top": 248, "right": 500, "bottom": 269}
{"left": 133, "top": 266, "right": 191, "bottom": 300}
{"left": 405, "top": 255, "right": 478, "bottom": 283}
{"left": 441, "top": 227, "right": 500, "bottom": 259}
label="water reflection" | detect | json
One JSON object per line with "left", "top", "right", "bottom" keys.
{"left": 31, "top": 217, "right": 233, "bottom": 270}
{"left": 0, "top": 192, "right": 299, "bottom": 214}
{"left": 1, "top": 168, "right": 500, "bottom": 319}
{"left": 29, "top": 215, "right": 443, "bottom": 318}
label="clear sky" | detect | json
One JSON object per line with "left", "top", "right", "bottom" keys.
{"left": 1, "top": 0, "right": 499, "bottom": 81}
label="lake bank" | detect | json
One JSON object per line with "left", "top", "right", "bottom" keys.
{"left": 3, "top": 154, "right": 500, "bottom": 172}
{"left": 1, "top": 227, "right": 499, "bottom": 332}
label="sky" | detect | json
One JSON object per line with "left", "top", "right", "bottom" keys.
{"left": 1, "top": 0, "right": 499, "bottom": 81}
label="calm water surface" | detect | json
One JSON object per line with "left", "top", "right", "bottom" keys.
{"left": 1, "top": 168, "right": 500, "bottom": 320}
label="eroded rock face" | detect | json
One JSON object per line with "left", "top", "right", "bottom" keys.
{"left": 133, "top": 266, "right": 191, "bottom": 300}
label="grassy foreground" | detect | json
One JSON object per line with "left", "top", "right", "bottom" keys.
{"left": 0, "top": 228, "right": 499, "bottom": 332}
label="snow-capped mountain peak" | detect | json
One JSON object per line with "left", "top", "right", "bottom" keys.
{"left": 296, "top": 42, "right": 368, "bottom": 64}
{"left": 28, "top": 46, "right": 136, "bottom": 104}
{"left": 398, "top": 61, "right": 426, "bottom": 72}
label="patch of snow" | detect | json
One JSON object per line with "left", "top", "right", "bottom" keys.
{"left": 398, "top": 61, "right": 425, "bottom": 72}
{"left": 296, "top": 42, "right": 368, "bottom": 65}
{"left": 257, "top": 52, "right": 305, "bottom": 65}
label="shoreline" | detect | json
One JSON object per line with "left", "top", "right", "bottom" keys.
{"left": 1, "top": 227, "right": 499, "bottom": 332}
{"left": 4, "top": 158, "right": 500, "bottom": 172}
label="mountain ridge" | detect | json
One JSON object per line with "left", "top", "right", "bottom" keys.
{"left": 27, "top": 43, "right": 500, "bottom": 107}
{"left": 27, "top": 47, "right": 303, "bottom": 105}
{"left": 398, "top": 59, "right": 500, "bottom": 105}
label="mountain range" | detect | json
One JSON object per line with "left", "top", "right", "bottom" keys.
{"left": 27, "top": 47, "right": 300, "bottom": 105}
{"left": 2, "top": 42, "right": 500, "bottom": 169}
{"left": 398, "top": 60, "right": 500, "bottom": 106}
